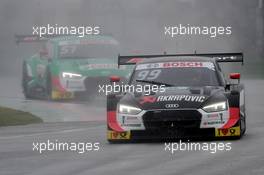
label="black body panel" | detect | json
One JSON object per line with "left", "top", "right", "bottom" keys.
{"left": 107, "top": 54, "right": 246, "bottom": 140}
{"left": 143, "top": 110, "right": 202, "bottom": 130}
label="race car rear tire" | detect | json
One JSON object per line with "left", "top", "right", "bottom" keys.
{"left": 22, "top": 62, "right": 32, "bottom": 99}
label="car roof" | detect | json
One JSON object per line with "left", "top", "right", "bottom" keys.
{"left": 138, "top": 56, "right": 216, "bottom": 64}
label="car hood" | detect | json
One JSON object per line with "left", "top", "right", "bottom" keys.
{"left": 121, "top": 86, "right": 226, "bottom": 110}
{"left": 55, "top": 57, "right": 130, "bottom": 77}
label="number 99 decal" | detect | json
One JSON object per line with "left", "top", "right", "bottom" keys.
{"left": 137, "top": 69, "right": 161, "bottom": 80}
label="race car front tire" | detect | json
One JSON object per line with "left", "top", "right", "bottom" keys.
{"left": 45, "top": 70, "right": 53, "bottom": 100}
{"left": 240, "top": 113, "right": 246, "bottom": 136}
{"left": 22, "top": 62, "right": 32, "bottom": 99}
{"left": 233, "top": 116, "right": 246, "bottom": 139}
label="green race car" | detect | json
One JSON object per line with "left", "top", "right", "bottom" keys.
{"left": 17, "top": 35, "right": 132, "bottom": 100}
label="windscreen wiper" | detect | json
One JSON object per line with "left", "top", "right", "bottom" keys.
{"left": 136, "top": 79, "right": 173, "bottom": 87}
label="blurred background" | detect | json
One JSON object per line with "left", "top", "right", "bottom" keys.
{"left": 0, "top": 0, "right": 263, "bottom": 77}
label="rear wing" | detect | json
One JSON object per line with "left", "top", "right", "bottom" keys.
{"left": 118, "top": 52, "right": 244, "bottom": 66}
{"left": 15, "top": 33, "right": 117, "bottom": 45}
{"left": 14, "top": 34, "right": 59, "bottom": 45}
{"left": 15, "top": 34, "right": 82, "bottom": 45}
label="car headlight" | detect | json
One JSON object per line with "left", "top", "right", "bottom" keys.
{"left": 202, "top": 101, "right": 227, "bottom": 113}
{"left": 118, "top": 104, "right": 142, "bottom": 115}
{"left": 62, "top": 72, "right": 82, "bottom": 79}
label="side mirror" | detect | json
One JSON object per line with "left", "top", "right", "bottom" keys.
{"left": 229, "top": 73, "right": 240, "bottom": 84}
{"left": 110, "top": 76, "right": 120, "bottom": 83}
{"left": 229, "top": 73, "right": 240, "bottom": 80}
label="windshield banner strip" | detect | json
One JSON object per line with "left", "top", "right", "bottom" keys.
{"left": 135, "top": 62, "right": 215, "bottom": 71}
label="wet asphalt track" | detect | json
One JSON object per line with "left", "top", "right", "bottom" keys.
{"left": 0, "top": 76, "right": 105, "bottom": 122}
{"left": 0, "top": 77, "right": 264, "bottom": 175}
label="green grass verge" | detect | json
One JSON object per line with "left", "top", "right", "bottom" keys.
{"left": 0, "top": 107, "right": 43, "bottom": 126}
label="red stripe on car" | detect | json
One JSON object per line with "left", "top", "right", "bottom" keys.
{"left": 52, "top": 76, "right": 66, "bottom": 92}
{"left": 107, "top": 111, "right": 124, "bottom": 132}
{"left": 222, "top": 107, "right": 240, "bottom": 129}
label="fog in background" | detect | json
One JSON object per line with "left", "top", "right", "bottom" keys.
{"left": 0, "top": 0, "right": 263, "bottom": 76}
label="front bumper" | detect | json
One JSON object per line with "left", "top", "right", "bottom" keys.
{"left": 107, "top": 108, "right": 241, "bottom": 141}
{"left": 107, "top": 125, "right": 241, "bottom": 141}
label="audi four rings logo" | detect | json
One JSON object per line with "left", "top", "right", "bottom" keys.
{"left": 165, "top": 104, "right": 179, "bottom": 108}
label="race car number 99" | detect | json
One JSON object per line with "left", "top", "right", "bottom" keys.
{"left": 137, "top": 69, "right": 161, "bottom": 80}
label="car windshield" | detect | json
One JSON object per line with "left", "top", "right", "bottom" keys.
{"left": 131, "top": 61, "right": 220, "bottom": 87}
{"left": 58, "top": 39, "right": 119, "bottom": 59}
